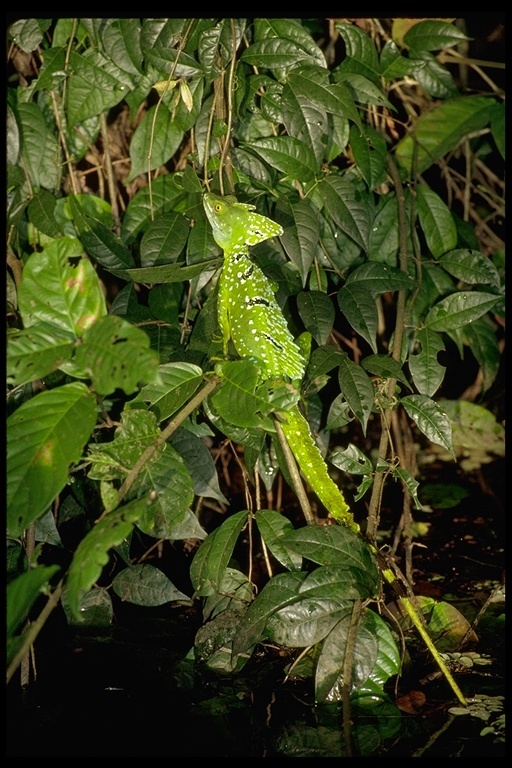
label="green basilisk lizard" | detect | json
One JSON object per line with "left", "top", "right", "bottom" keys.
{"left": 203, "top": 190, "right": 466, "bottom": 705}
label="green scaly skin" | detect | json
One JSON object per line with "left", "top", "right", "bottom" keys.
{"left": 203, "top": 191, "right": 467, "bottom": 705}
{"left": 203, "top": 192, "right": 356, "bottom": 532}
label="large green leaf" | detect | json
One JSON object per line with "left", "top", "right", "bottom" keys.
{"left": 401, "top": 394, "right": 455, "bottom": 457}
{"left": 283, "top": 525, "right": 379, "bottom": 594}
{"left": 337, "top": 354, "right": 375, "bottom": 435}
{"left": 75, "top": 314, "right": 160, "bottom": 396}
{"left": 7, "top": 323, "right": 76, "bottom": 387}
{"left": 65, "top": 496, "right": 156, "bottom": 620}
{"left": 128, "top": 362, "right": 204, "bottom": 422}
{"left": 112, "top": 563, "right": 190, "bottom": 606}
{"left": 281, "top": 73, "right": 328, "bottom": 165}
{"left": 7, "top": 565, "right": 61, "bottom": 638}
{"left": 189, "top": 510, "right": 249, "bottom": 597}
{"left": 255, "top": 509, "right": 303, "bottom": 571}
{"left": 247, "top": 136, "right": 318, "bottom": 181}
{"left": 16, "top": 101, "right": 61, "bottom": 192}
{"left": 416, "top": 185, "right": 457, "bottom": 258}
{"left": 461, "top": 318, "right": 501, "bottom": 392}
{"left": 267, "top": 598, "right": 350, "bottom": 647}
{"left": 139, "top": 211, "right": 190, "bottom": 266}
{"left": 439, "top": 249, "right": 501, "bottom": 288}
{"left": 69, "top": 195, "right": 135, "bottom": 270}
{"left": 169, "top": 428, "right": 228, "bottom": 504}
{"left": 318, "top": 176, "right": 370, "bottom": 252}
{"left": 424, "top": 291, "right": 500, "bottom": 332}
{"left": 101, "top": 18, "right": 144, "bottom": 76}
{"left": 66, "top": 50, "right": 128, "bottom": 124}
{"left": 7, "top": 382, "right": 97, "bottom": 537}
{"left": 338, "top": 283, "right": 378, "bottom": 353}
{"left": 315, "top": 607, "right": 379, "bottom": 700}
{"left": 395, "top": 95, "right": 498, "bottom": 177}
{"left": 232, "top": 571, "right": 308, "bottom": 656}
{"left": 240, "top": 38, "right": 315, "bottom": 75}
{"left": 277, "top": 197, "right": 319, "bottom": 286}
{"left": 18, "top": 237, "right": 106, "bottom": 334}
{"left": 403, "top": 20, "right": 470, "bottom": 53}
{"left": 297, "top": 290, "right": 335, "bottom": 346}
{"left": 126, "top": 104, "right": 184, "bottom": 182}
{"left": 349, "top": 124, "right": 387, "bottom": 190}
{"left": 408, "top": 327, "right": 446, "bottom": 397}
{"left": 316, "top": 608, "right": 400, "bottom": 702}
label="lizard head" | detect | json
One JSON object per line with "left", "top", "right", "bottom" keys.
{"left": 203, "top": 192, "right": 283, "bottom": 250}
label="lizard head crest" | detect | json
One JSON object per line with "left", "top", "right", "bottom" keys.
{"left": 204, "top": 192, "right": 283, "bottom": 251}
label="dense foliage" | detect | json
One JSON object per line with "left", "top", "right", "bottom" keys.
{"left": 6, "top": 17, "right": 504, "bottom": 757}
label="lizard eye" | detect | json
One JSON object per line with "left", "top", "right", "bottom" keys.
{"left": 214, "top": 204, "right": 222, "bottom": 212}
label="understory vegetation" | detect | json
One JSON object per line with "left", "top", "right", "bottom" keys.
{"left": 6, "top": 17, "right": 505, "bottom": 757}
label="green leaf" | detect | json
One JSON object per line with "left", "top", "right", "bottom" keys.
{"left": 126, "top": 104, "right": 184, "bottom": 182}
{"left": 416, "top": 185, "right": 457, "bottom": 258}
{"left": 424, "top": 291, "right": 500, "bottom": 332}
{"left": 121, "top": 174, "right": 187, "bottom": 244}
{"left": 254, "top": 18, "right": 326, "bottom": 69}
{"left": 240, "top": 38, "right": 314, "bottom": 75}
{"left": 7, "top": 565, "right": 60, "bottom": 639}
{"left": 65, "top": 496, "right": 156, "bottom": 620}
{"left": 108, "top": 260, "right": 220, "bottom": 284}
{"left": 190, "top": 510, "right": 249, "bottom": 597}
{"left": 267, "top": 598, "right": 350, "bottom": 648}
{"left": 281, "top": 74, "right": 329, "bottom": 165}
{"left": 403, "top": 20, "right": 471, "bottom": 53}
{"left": 338, "top": 283, "right": 379, "bottom": 353}
{"left": 87, "top": 409, "right": 161, "bottom": 482}
{"left": 409, "top": 52, "right": 459, "bottom": 100}
{"left": 66, "top": 50, "right": 127, "bottom": 124}
{"left": 408, "top": 327, "right": 446, "bottom": 397}
{"left": 169, "top": 428, "right": 228, "bottom": 504}
{"left": 361, "top": 354, "right": 410, "bottom": 388}
{"left": 283, "top": 525, "right": 379, "bottom": 594}
{"left": 7, "top": 324, "right": 76, "bottom": 387}
{"left": 7, "top": 382, "right": 97, "bottom": 537}
{"left": 27, "top": 190, "right": 63, "bottom": 238}
{"left": 335, "top": 22, "right": 380, "bottom": 83}
{"left": 232, "top": 571, "right": 308, "bottom": 656}
{"left": 212, "top": 360, "right": 290, "bottom": 429}
{"left": 75, "top": 314, "right": 160, "bottom": 395}
{"left": 337, "top": 354, "right": 375, "bottom": 435}
{"left": 17, "top": 101, "right": 61, "bottom": 192}
{"left": 349, "top": 124, "right": 387, "bottom": 190}
{"left": 255, "top": 509, "right": 303, "bottom": 571}
{"left": 315, "top": 608, "right": 379, "bottom": 700}
{"left": 140, "top": 19, "right": 203, "bottom": 78}
{"left": 69, "top": 195, "right": 135, "bottom": 270}
{"left": 318, "top": 176, "right": 370, "bottom": 252}
{"left": 277, "top": 197, "right": 319, "bottom": 287}
{"left": 18, "top": 238, "right": 107, "bottom": 334}
{"left": 401, "top": 394, "right": 455, "bottom": 457}
{"left": 128, "top": 362, "right": 203, "bottom": 422}
{"left": 297, "top": 291, "right": 335, "bottom": 346}
{"left": 8, "top": 18, "right": 52, "bottom": 53}
{"left": 101, "top": 18, "right": 144, "bottom": 76}
{"left": 395, "top": 95, "right": 498, "bottom": 177}
{"left": 112, "top": 563, "right": 190, "bottom": 606}
{"left": 439, "top": 249, "right": 501, "bottom": 288}
{"left": 140, "top": 211, "right": 190, "bottom": 266}
{"left": 328, "top": 443, "right": 374, "bottom": 476}
{"left": 247, "top": 136, "right": 318, "bottom": 182}
{"left": 461, "top": 318, "right": 500, "bottom": 392}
